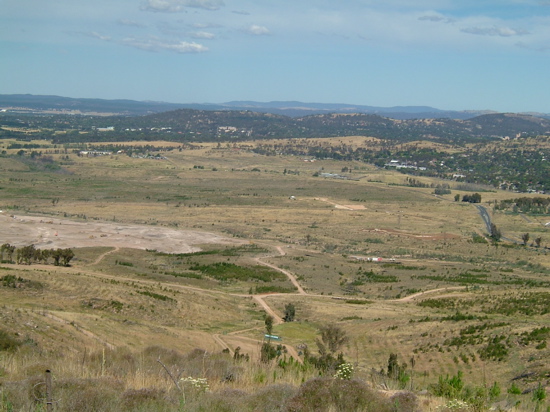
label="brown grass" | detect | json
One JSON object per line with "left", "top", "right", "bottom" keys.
{"left": 1, "top": 137, "right": 549, "bottom": 410}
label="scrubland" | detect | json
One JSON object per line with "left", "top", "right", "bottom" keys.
{"left": 0, "top": 138, "right": 549, "bottom": 411}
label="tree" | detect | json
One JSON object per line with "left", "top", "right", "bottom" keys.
{"left": 51, "top": 248, "right": 63, "bottom": 266}
{"left": 317, "top": 324, "right": 348, "bottom": 355}
{"left": 489, "top": 223, "right": 501, "bottom": 241}
{"left": 283, "top": 303, "right": 296, "bottom": 322}
{"left": 387, "top": 353, "right": 410, "bottom": 388}
{"left": 264, "top": 315, "right": 274, "bottom": 336}
{"left": 61, "top": 248, "right": 75, "bottom": 266}
{"left": 521, "top": 233, "right": 530, "bottom": 246}
{"left": 387, "top": 353, "right": 400, "bottom": 379}
{"left": 535, "top": 237, "right": 542, "bottom": 248}
{"left": 16, "top": 244, "right": 36, "bottom": 265}
{"left": 454, "top": 194, "right": 460, "bottom": 202}
{"left": 41, "top": 249, "right": 51, "bottom": 264}
{"left": 1, "top": 243, "right": 15, "bottom": 263}
{"left": 462, "top": 193, "right": 481, "bottom": 203}
{"left": 0, "top": 243, "right": 7, "bottom": 262}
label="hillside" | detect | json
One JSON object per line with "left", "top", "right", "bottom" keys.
{"left": 1, "top": 139, "right": 549, "bottom": 411}
{"left": 2, "top": 107, "right": 550, "bottom": 146}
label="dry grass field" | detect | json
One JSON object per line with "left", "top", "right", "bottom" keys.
{"left": 1, "top": 137, "right": 549, "bottom": 411}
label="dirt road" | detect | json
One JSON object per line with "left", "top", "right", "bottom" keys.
{"left": 392, "top": 286, "right": 467, "bottom": 302}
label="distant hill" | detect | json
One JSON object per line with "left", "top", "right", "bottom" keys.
{"left": 4, "top": 93, "right": 546, "bottom": 120}
{"left": 130, "top": 109, "right": 550, "bottom": 142}
{"left": 2, "top": 95, "right": 550, "bottom": 144}
{"left": 218, "top": 101, "right": 496, "bottom": 120}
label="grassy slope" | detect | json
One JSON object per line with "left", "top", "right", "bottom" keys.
{"left": 0, "top": 138, "right": 549, "bottom": 410}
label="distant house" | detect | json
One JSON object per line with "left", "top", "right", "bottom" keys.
{"left": 79, "top": 150, "right": 112, "bottom": 157}
{"left": 384, "top": 160, "right": 418, "bottom": 170}
{"left": 320, "top": 173, "right": 347, "bottom": 179}
{"left": 350, "top": 256, "right": 383, "bottom": 262}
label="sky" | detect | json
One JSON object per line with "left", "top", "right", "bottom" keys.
{"left": 1, "top": 0, "right": 550, "bottom": 113}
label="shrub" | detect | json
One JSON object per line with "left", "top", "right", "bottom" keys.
{"left": 195, "top": 388, "right": 247, "bottom": 412}
{"left": 389, "top": 391, "right": 420, "bottom": 412}
{"left": 286, "top": 377, "right": 391, "bottom": 412}
{"left": 430, "top": 372, "right": 464, "bottom": 399}
{"left": 247, "top": 384, "right": 297, "bottom": 412}
{"left": 121, "top": 388, "right": 166, "bottom": 410}
{"left": 507, "top": 383, "right": 521, "bottom": 395}
{"left": 478, "top": 336, "right": 508, "bottom": 361}
{"left": 48, "top": 377, "right": 123, "bottom": 412}
{"left": 137, "top": 290, "right": 175, "bottom": 302}
{"left": 0, "top": 329, "right": 21, "bottom": 352}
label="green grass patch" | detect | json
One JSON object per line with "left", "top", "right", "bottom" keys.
{"left": 164, "top": 271, "right": 203, "bottom": 279}
{"left": 137, "top": 290, "right": 175, "bottom": 302}
{"left": 254, "top": 285, "right": 296, "bottom": 294}
{"left": 189, "top": 262, "right": 284, "bottom": 282}
{"left": 345, "top": 299, "right": 371, "bottom": 305}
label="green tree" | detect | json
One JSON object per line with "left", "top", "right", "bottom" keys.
{"left": 264, "top": 315, "right": 274, "bottom": 336}
{"left": 387, "top": 353, "right": 400, "bottom": 379}
{"left": 490, "top": 223, "right": 501, "bottom": 241}
{"left": 51, "top": 248, "right": 63, "bottom": 266}
{"left": 387, "top": 353, "right": 410, "bottom": 389}
{"left": 534, "top": 237, "right": 542, "bottom": 248}
{"left": 16, "top": 245, "right": 35, "bottom": 265}
{"left": 1, "top": 243, "right": 15, "bottom": 263}
{"left": 61, "top": 248, "right": 75, "bottom": 266}
{"left": 522, "top": 232, "right": 530, "bottom": 246}
{"left": 283, "top": 303, "right": 296, "bottom": 322}
{"left": 317, "top": 324, "right": 348, "bottom": 355}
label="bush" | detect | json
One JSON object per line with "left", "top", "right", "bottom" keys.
{"left": 247, "top": 384, "right": 297, "bottom": 412}
{"left": 121, "top": 388, "right": 166, "bottom": 410}
{"left": 194, "top": 388, "right": 247, "bottom": 412}
{"left": 430, "top": 371, "right": 464, "bottom": 399}
{"left": 286, "top": 377, "right": 392, "bottom": 412}
{"left": 0, "top": 329, "right": 21, "bottom": 351}
{"left": 389, "top": 391, "right": 420, "bottom": 412}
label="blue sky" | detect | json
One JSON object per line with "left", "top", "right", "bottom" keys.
{"left": 1, "top": 0, "right": 550, "bottom": 112}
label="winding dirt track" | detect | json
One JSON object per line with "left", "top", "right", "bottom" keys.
{"left": 392, "top": 286, "right": 467, "bottom": 302}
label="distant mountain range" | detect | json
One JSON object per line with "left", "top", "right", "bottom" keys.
{"left": 2, "top": 94, "right": 549, "bottom": 120}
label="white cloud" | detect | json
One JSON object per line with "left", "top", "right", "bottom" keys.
{"left": 461, "top": 26, "right": 530, "bottom": 37}
{"left": 246, "top": 25, "right": 270, "bottom": 36}
{"left": 141, "top": 0, "right": 224, "bottom": 13}
{"left": 89, "top": 32, "right": 112, "bottom": 41}
{"left": 418, "top": 14, "right": 455, "bottom": 23}
{"left": 68, "top": 31, "right": 113, "bottom": 42}
{"left": 190, "top": 31, "right": 215, "bottom": 39}
{"left": 192, "top": 22, "right": 223, "bottom": 29}
{"left": 122, "top": 37, "right": 208, "bottom": 53}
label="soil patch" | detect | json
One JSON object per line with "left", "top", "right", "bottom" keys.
{"left": 0, "top": 213, "right": 243, "bottom": 253}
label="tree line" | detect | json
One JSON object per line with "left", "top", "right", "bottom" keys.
{"left": 0, "top": 243, "right": 74, "bottom": 266}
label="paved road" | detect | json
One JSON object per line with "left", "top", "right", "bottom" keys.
{"left": 475, "top": 204, "right": 492, "bottom": 234}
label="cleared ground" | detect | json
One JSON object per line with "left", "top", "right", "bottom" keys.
{"left": 0, "top": 212, "right": 243, "bottom": 253}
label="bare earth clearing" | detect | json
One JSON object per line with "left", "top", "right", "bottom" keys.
{"left": 0, "top": 212, "right": 244, "bottom": 253}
